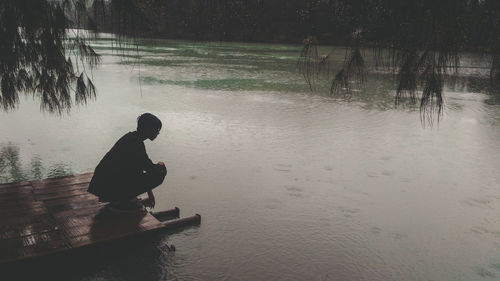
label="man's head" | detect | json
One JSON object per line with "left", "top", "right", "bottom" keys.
{"left": 137, "top": 113, "right": 162, "bottom": 141}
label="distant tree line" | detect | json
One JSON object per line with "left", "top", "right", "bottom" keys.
{"left": 90, "top": 0, "right": 500, "bottom": 123}
{"left": 95, "top": 0, "right": 500, "bottom": 49}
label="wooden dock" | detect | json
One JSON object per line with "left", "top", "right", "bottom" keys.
{"left": 0, "top": 173, "right": 199, "bottom": 265}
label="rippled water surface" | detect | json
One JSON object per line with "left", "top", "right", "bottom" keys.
{"left": 2, "top": 37, "right": 500, "bottom": 281}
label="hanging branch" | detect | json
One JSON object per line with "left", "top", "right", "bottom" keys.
{"left": 490, "top": 36, "right": 500, "bottom": 89}
{"left": 298, "top": 36, "right": 319, "bottom": 91}
{"left": 330, "top": 46, "right": 366, "bottom": 96}
{"left": 0, "top": 0, "right": 103, "bottom": 114}
{"left": 395, "top": 49, "right": 420, "bottom": 105}
{"left": 419, "top": 62, "right": 444, "bottom": 127}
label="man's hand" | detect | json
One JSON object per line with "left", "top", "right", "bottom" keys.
{"left": 157, "top": 161, "right": 165, "bottom": 166}
{"left": 144, "top": 190, "right": 156, "bottom": 208}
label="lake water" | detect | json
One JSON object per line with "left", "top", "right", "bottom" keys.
{"left": 1, "top": 37, "right": 500, "bottom": 281}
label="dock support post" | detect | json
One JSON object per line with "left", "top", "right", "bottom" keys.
{"left": 160, "top": 214, "right": 201, "bottom": 230}
{"left": 150, "top": 207, "right": 180, "bottom": 221}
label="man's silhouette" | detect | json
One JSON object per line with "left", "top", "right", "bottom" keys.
{"left": 88, "top": 113, "right": 166, "bottom": 211}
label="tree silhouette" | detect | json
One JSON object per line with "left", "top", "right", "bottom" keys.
{"left": 0, "top": 0, "right": 103, "bottom": 113}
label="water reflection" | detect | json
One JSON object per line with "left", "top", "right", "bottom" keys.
{"left": 0, "top": 143, "right": 25, "bottom": 183}
{"left": 446, "top": 75, "right": 500, "bottom": 99}
{"left": 30, "top": 155, "right": 43, "bottom": 179}
{"left": 348, "top": 74, "right": 500, "bottom": 113}
{"left": 0, "top": 143, "right": 73, "bottom": 184}
{"left": 485, "top": 92, "right": 500, "bottom": 106}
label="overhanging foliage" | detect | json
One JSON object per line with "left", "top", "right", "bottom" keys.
{"left": 0, "top": 0, "right": 102, "bottom": 113}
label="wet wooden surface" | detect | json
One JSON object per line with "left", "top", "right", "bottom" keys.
{"left": 0, "top": 173, "right": 166, "bottom": 265}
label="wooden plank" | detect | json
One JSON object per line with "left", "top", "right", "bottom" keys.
{"left": 35, "top": 172, "right": 93, "bottom": 183}
{"left": 42, "top": 193, "right": 97, "bottom": 203}
{"left": 32, "top": 183, "right": 88, "bottom": 195}
{"left": 0, "top": 201, "right": 44, "bottom": 211}
{"left": 18, "top": 231, "right": 66, "bottom": 248}
{"left": 60, "top": 212, "right": 160, "bottom": 236}
{"left": 44, "top": 200, "right": 100, "bottom": 212}
{"left": 0, "top": 185, "right": 33, "bottom": 194}
{"left": 0, "top": 200, "right": 41, "bottom": 213}
{"left": 0, "top": 206, "right": 48, "bottom": 219}
{"left": 0, "top": 192, "right": 34, "bottom": 201}
{"left": 55, "top": 209, "right": 153, "bottom": 229}
{"left": 41, "top": 194, "right": 98, "bottom": 206}
{"left": 0, "top": 220, "right": 58, "bottom": 239}
{"left": 0, "top": 208, "right": 50, "bottom": 222}
{"left": 31, "top": 173, "right": 93, "bottom": 188}
{"left": 67, "top": 219, "right": 163, "bottom": 248}
{"left": 32, "top": 181, "right": 90, "bottom": 191}
{"left": 0, "top": 215, "right": 57, "bottom": 239}
{"left": 34, "top": 189, "right": 90, "bottom": 201}
{"left": 0, "top": 181, "right": 31, "bottom": 189}
{"left": 0, "top": 172, "right": 196, "bottom": 266}
{"left": 52, "top": 206, "right": 103, "bottom": 219}
{"left": 159, "top": 214, "right": 201, "bottom": 230}
{"left": 0, "top": 196, "right": 35, "bottom": 208}
{"left": 15, "top": 237, "right": 70, "bottom": 261}
{"left": 151, "top": 207, "right": 180, "bottom": 221}
{"left": 46, "top": 201, "right": 105, "bottom": 213}
{"left": 0, "top": 213, "right": 55, "bottom": 228}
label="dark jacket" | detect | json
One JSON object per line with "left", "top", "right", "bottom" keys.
{"left": 88, "top": 131, "right": 156, "bottom": 200}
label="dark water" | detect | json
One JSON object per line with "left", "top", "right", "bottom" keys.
{"left": 1, "top": 37, "right": 500, "bottom": 281}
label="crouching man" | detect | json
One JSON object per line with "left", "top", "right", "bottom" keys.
{"left": 88, "top": 113, "right": 167, "bottom": 212}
